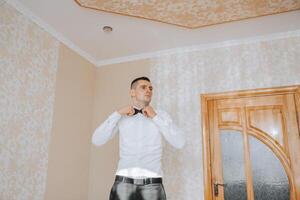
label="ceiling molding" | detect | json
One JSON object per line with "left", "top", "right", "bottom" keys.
{"left": 96, "top": 29, "right": 300, "bottom": 67}
{"left": 5, "top": 0, "right": 98, "bottom": 66}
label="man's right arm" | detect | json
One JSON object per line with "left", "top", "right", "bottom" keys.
{"left": 92, "top": 106, "right": 134, "bottom": 146}
{"left": 92, "top": 111, "right": 122, "bottom": 146}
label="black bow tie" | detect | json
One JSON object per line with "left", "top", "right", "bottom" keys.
{"left": 133, "top": 108, "right": 143, "bottom": 115}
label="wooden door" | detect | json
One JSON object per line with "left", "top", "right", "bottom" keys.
{"left": 202, "top": 85, "right": 300, "bottom": 200}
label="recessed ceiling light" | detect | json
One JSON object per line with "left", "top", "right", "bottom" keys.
{"left": 102, "top": 26, "right": 113, "bottom": 33}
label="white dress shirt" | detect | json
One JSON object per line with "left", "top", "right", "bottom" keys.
{"left": 92, "top": 109, "right": 185, "bottom": 178}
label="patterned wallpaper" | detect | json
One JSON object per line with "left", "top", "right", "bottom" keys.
{"left": 76, "top": 0, "right": 300, "bottom": 28}
{"left": 0, "top": 3, "right": 59, "bottom": 200}
{"left": 150, "top": 30, "right": 300, "bottom": 200}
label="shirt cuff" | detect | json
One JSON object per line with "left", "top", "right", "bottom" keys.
{"left": 152, "top": 114, "right": 167, "bottom": 126}
{"left": 110, "top": 111, "right": 122, "bottom": 120}
{"left": 152, "top": 114, "right": 159, "bottom": 121}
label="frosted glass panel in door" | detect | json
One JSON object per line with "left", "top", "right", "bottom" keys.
{"left": 249, "top": 136, "right": 290, "bottom": 200}
{"left": 220, "top": 130, "right": 247, "bottom": 200}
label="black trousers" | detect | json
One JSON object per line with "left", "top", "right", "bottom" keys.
{"left": 109, "top": 176, "right": 167, "bottom": 200}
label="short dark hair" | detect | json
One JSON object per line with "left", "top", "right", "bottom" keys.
{"left": 130, "top": 76, "right": 151, "bottom": 89}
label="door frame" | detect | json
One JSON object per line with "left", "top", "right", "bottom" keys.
{"left": 201, "top": 85, "right": 300, "bottom": 200}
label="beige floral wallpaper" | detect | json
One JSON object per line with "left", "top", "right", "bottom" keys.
{"left": 150, "top": 30, "right": 300, "bottom": 199}
{"left": 76, "top": 0, "right": 300, "bottom": 28}
{"left": 0, "top": 3, "right": 59, "bottom": 200}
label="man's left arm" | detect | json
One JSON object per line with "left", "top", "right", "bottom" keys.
{"left": 144, "top": 106, "right": 185, "bottom": 149}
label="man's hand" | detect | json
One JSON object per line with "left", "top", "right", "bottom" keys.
{"left": 118, "top": 106, "right": 134, "bottom": 116}
{"left": 143, "top": 106, "right": 157, "bottom": 118}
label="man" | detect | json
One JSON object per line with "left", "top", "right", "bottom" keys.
{"left": 92, "top": 76, "right": 185, "bottom": 200}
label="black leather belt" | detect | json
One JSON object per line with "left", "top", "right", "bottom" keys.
{"left": 115, "top": 175, "right": 162, "bottom": 185}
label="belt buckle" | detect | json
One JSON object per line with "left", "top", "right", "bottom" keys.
{"left": 134, "top": 178, "right": 145, "bottom": 185}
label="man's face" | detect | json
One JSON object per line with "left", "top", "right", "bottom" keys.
{"left": 131, "top": 80, "right": 153, "bottom": 105}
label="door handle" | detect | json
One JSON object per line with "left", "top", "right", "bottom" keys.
{"left": 214, "top": 182, "right": 226, "bottom": 196}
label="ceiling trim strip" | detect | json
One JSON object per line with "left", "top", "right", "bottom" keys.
{"left": 97, "top": 29, "right": 300, "bottom": 67}
{"left": 5, "top": 0, "right": 98, "bottom": 66}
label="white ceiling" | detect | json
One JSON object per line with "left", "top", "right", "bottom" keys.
{"left": 6, "top": 0, "right": 300, "bottom": 67}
